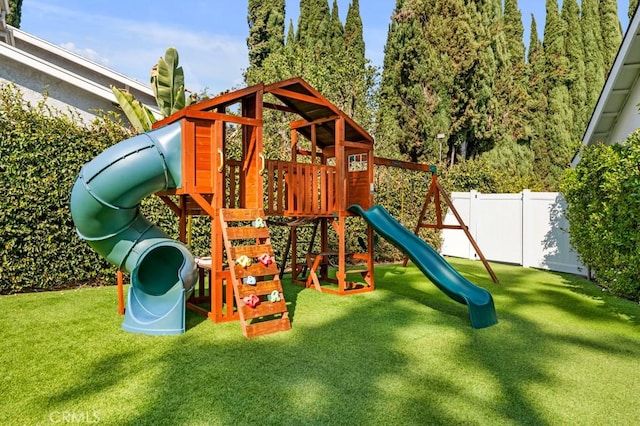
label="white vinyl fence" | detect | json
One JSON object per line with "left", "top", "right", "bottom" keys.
{"left": 440, "top": 190, "right": 586, "bottom": 276}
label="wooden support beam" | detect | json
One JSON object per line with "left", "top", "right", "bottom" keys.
{"left": 290, "top": 115, "right": 339, "bottom": 129}
{"left": 263, "top": 102, "right": 295, "bottom": 113}
{"left": 373, "top": 156, "right": 434, "bottom": 173}
{"left": 402, "top": 170, "right": 499, "bottom": 284}
{"left": 269, "top": 87, "right": 333, "bottom": 107}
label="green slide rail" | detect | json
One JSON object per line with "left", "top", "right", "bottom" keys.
{"left": 348, "top": 204, "right": 497, "bottom": 329}
{"left": 70, "top": 122, "right": 197, "bottom": 335}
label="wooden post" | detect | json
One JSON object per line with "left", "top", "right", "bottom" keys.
{"left": 436, "top": 182, "right": 499, "bottom": 283}
{"left": 117, "top": 270, "right": 124, "bottom": 316}
{"left": 403, "top": 168, "right": 499, "bottom": 283}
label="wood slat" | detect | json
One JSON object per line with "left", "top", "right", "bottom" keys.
{"left": 241, "top": 300, "right": 288, "bottom": 319}
{"left": 245, "top": 317, "right": 291, "bottom": 338}
{"left": 277, "top": 165, "right": 285, "bottom": 214}
{"left": 230, "top": 244, "right": 274, "bottom": 259}
{"left": 236, "top": 279, "right": 282, "bottom": 298}
{"left": 234, "top": 262, "right": 279, "bottom": 279}
{"left": 221, "top": 208, "right": 265, "bottom": 222}
{"left": 225, "top": 227, "right": 270, "bottom": 240}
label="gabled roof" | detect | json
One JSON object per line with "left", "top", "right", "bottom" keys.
{"left": 265, "top": 78, "right": 373, "bottom": 147}
{"left": 577, "top": 6, "right": 640, "bottom": 164}
{"left": 0, "top": 26, "right": 158, "bottom": 115}
{"left": 0, "top": 0, "right": 14, "bottom": 45}
{"left": 158, "top": 77, "right": 373, "bottom": 148}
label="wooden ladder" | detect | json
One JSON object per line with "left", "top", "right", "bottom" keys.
{"left": 220, "top": 208, "right": 291, "bottom": 338}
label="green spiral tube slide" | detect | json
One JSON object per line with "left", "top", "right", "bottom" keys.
{"left": 70, "top": 122, "right": 197, "bottom": 335}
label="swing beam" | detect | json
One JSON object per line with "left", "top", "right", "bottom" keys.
{"left": 373, "top": 158, "right": 499, "bottom": 284}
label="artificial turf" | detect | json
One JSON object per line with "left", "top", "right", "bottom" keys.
{"left": 1, "top": 259, "right": 638, "bottom": 425}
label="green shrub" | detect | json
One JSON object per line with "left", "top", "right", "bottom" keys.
{"left": 441, "top": 157, "right": 545, "bottom": 193}
{"left": 0, "top": 84, "right": 131, "bottom": 292}
{"left": 562, "top": 132, "right": 640, "bottom": 302}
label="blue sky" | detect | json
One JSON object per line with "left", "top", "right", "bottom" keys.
{"left": 19, "top": 1, "right": 631, "bottom": 95}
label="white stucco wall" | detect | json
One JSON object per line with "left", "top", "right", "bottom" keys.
{"left": 1, "top": 28, "right": 158, "bottom": 126}
{"left": 607, "top": 77, "right": 640, "bottom": 145}
{"left": 1, "top": 56, "right": 122, "bottom": 124}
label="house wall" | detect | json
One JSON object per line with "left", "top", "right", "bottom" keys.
{"left": 0, "top": 57, "right": 120, "bottom": 123}
{"left": 608, "top": 75, "right": 640, "bottom": 144}
{"left": 0, "top": 27, "right": 158, "bottom": 126}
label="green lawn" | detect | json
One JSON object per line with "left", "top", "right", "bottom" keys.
{"left": 1, "top": 259, "right": 638, "bottom": 425}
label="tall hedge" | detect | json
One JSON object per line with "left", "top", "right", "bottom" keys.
{"left": 562, "top": 132, "right": 640, "bottom": 302}
{"left": 0, "top": 84, "right": 134, "bottom": 293}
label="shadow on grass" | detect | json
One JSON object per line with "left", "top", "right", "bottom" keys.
{"left": 44, "top": 261, "right": 640, "bottom": 425}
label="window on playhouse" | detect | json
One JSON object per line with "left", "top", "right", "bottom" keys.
{"left": 348, "top": 153, "right": 368, "bottom": 172}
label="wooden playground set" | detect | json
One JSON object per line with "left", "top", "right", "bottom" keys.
{"left": 114, "top": 78, "right": 496, "bottom": 338}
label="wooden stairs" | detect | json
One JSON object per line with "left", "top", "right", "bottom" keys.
{"left": 220, "top": 208, "right": 291, "bottom": 338}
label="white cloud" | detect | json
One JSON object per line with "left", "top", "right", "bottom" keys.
{"left": 59, "top": 42, "right": 111, "bottom": 66}
{"left": 23, "top": 1, "right": 249, "bottom": 94}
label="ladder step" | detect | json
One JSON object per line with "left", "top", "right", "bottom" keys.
{"left": 245, "top": 317, "right": 291, "bottom": 338}
{"left": 235, "top": 263, "right": 279, "bottom": 279}
{"left": 237, "top": 280, "right": 282, "bottom": 298}
{"left": 345, "top": 268, "right": 368, "bottom": 275}
{"left": 230, "top": 244, "right": 274, "bottom": 259}
{"left": 242, "top": 300, "right": 288, "bottom": 319}
{"left": 221, "top": 208, "right": 264, "bottom": 222}
{"left": 226, "top": 227, "right": 270, "bottom": 240}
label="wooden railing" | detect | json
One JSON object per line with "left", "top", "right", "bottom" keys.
{"left": 264, "top": 160, "right": 336, "bottom": 216}
{"left": 225, "top": 160, "right": 243, "bottom": 209}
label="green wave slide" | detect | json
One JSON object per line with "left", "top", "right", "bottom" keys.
{"left": 348, "top": 204, "right": 497, "bottom": 329}
{"left": 70, "top": 122, "right": 198, "bottom": 335}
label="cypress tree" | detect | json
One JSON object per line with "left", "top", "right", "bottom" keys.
{"left": 504, "top": 0, "right": 525, "bottom": 64}
{"left": 377, "top": 0, "right": 434, "bottom": 162}
{"left": 483, "top": 0, "right": 535, "bottom": 178}
{"left": 582, "top": 0, "right": 605, "bottom": 116}
{"left": 459, "top": 0, "right": 501, "bottom": 159}
{"left": 344, "top": 0, "right": 365, "bottom": 65}
{"left": 342, "top": 0, "right": 370, "bottom": 122}
{"left": 527, "top": 14, "right": 550, "bottom": 185}
{"left": 7, "top": 0, "right": 22, "bottom": 27}
{"left": 495, "top": 0, "right": 530, "bottom": 145}
{"left": 246, "top": 0, "right": 285, "bottom": 72}
{"left": 297, "top": 0, "right": 332, "bottom": 57}
{"left": 543, "top": 0, "right": 573, "bottom": 189}
{"left": 562, "top": 0, "right": 587, "bottom": 140}
{"left": 600, "top": 0, "right": 622, "bottom": 72}
{"left": 377, "top": 0, "right": 468, "bottom": 163}
{"left": 329, "top": 0, "right": 344, "bottom": 55}
{"left": 630, "top": 0, "right": 639, "bottom": 19}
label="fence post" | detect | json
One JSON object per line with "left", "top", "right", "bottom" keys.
{"left": 468, "top": 190, "right": 479, "bottom": 260}
{"left": 522, "top": 189, "right": 531, "bottom": 268}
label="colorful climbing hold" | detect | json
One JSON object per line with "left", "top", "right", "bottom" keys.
{"left": 266, "top": 290, "right": 281, "bottom": 303}
{"left": 236, "top": 255, "right": 252, "bottom": 268}
{"left": 258, "top": 253, "right": 274, "bottom": 266}
{"left": 243, "top": 276, "right": 257, "bottom": 285}
{"left": 242, "top": 294, "right": 260, "bottom": 308}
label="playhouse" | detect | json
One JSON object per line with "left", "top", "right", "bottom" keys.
{"left": 71, "top": 77, "right": 497, "bottom": 338}
{"left": 150, "top": 78, "right": 377, "bottom": 332}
